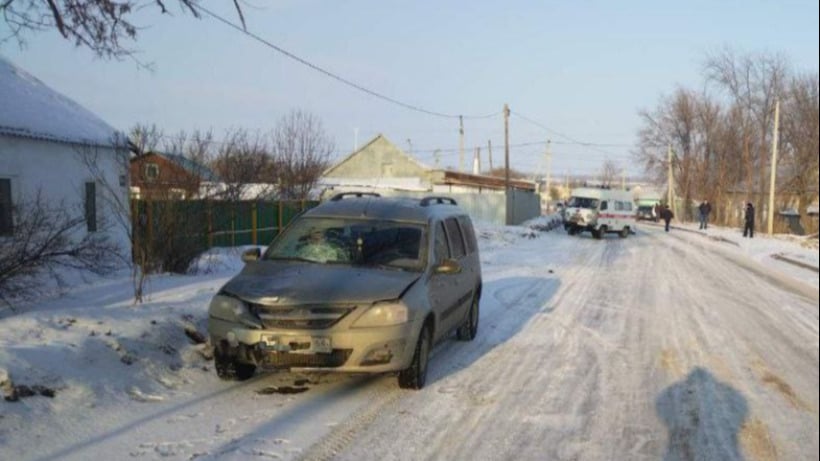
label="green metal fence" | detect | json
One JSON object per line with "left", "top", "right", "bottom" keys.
{"left": 132, "top": 199, "right": 318, "bottom": 250}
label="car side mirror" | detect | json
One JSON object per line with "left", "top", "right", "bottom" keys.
{"left": 241, "top": 248, "right": 261, "bottom": 263}
{"left": 434, "top": 258, "right": 461, "bottom": 275}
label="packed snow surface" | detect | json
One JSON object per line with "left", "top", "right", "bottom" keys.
{"left": 1, "top": 218, "right": 817, "bottom": 460}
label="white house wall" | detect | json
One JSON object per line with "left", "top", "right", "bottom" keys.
{"left": 0, "top": 135, "right": 130, "bottom": 255}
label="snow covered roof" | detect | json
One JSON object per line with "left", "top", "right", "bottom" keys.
{"left": 323, "top": 133, "right": 432, "bottom": 176}
{"left": 0, "top": 55, "right": 121, "bottom": 147}
{"left": 161, "top": 153, "right": 221, "bottom": 182}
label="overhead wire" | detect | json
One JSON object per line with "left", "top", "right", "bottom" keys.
{"left": 194, "top": 4, "right": 500, "bottom": 120}
{"left": 511, "top": 111, "right": 632, "bottom": 157}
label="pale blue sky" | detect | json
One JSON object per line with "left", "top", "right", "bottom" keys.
{"left": 2, "top": 0, "right": 818, "bottom": 177}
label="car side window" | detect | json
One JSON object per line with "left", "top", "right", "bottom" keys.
{"left": 457, "top": 216, "right": 476, "bottom": 254}
{"left": 433, "top": 221, "right": 450, "bottom": 264}
{"left": 444, "top": 217, "right": 466, "bottom": 259}
{"left": 600, "top": 200, "right": 608, "bottom": 211}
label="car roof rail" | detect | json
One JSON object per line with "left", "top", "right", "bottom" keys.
{"left": 329, "top": 192, "right": 381, "bottom": 201}
{"left": 420, "top": 196, "right": 458, "bottom": 207}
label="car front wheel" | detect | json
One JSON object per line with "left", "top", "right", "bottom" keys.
{"left": 398, "top": 323, "right": 431, "bottom": 389}
{"left": 214, "top": 347, "right": 256, "bottom": 381}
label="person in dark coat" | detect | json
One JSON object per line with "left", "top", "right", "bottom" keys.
{"left": 698, "top": 200, "right": 712, "bottom": 230}
{"left": 743, "top": 202, "right": 755, "bottom": 238}
{"left": 660, "top": 205, "right": 674, "bottom": 232}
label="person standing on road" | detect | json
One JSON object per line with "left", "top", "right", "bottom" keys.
{"left": 698, "top": 200, "right": 712, "bottom": 230}
{"left": 660, "top": 204, "right": 674, "bottom": 232}
{"left": 743, "top": 202, "right": 755, "bottom": 238}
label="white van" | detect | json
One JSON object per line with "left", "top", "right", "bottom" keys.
{"left": 564, "top": 187, "right": 635, "bottom": 239}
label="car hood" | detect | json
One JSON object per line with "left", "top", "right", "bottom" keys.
{"left": 220, "top": 261, "right": 423, "bottom": 305}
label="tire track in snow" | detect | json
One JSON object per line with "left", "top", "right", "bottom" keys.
{"left": 642, "top": 227, "right": 818, "bottom": 461}
{"left": 295, "top": 235, "right": 575, "bottom": 461}
{"left": 329, "top": 235, "right": 612, "bottom": 461}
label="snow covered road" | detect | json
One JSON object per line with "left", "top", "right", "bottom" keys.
{"left": 1, "top": 224, "right": 817, "bottom": 461}
{"left": 329, "top": 226, "right": 818, "bottom": 461}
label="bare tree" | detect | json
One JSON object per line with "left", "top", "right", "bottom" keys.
{"left": 129, "top": 123, "right": 163, "bottom": 155}
{"left": 704, "top": 49, "right": 788, "bottom": 226}
{"left": 0, "top": 190, "right": 122, "bottom": 309}
{"left": 635, "top": 88, "right": 703, "bottom": 219}
{"left": 210, "top": 128, "right": 276, "bottom": 201}
{"left": 599, "top": 159, "right": 620, "bottom": 188}
{"left": 1, "top": 1, "right": 246, "bottom": 62}
{"left": 780, "top": 73, "right": 820, "bottom": 233}
{"left": 271, "top": 110, "right": 334, "bottom": 200}
{"left": 75, "top": 139, "right": 150, "bottom": 302}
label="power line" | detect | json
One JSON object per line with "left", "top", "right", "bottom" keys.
{"left": 411, "top": 138, "right": 632, "bottom": 155}
{"left": 511, "top": 111, "right": 631, "bottom": 156}
{"left": 194, "top": 4, "right": 500, "bottom": 120}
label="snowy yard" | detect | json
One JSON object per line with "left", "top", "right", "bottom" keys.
{"left": 1, "top": 218, "right": 817, "bottom": 461}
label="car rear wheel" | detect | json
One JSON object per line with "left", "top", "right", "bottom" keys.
{"left": 457, "top": 295, "right": 479, "bottom": 341}
{"left": 214, "top": 348, "right": 256, "bottom": 381}
{"left": 398, "top": 323, "right": 431, "bottom": 389}
{"left": 619, "top": 227, "right": 629, "bottom": 238}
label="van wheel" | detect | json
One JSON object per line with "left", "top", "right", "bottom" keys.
{"left": 619, "top": 227, "right": 629, "bottom": 238}
{"left": 457, "top": 295, "right": 479, "bottom": 341}
{"left": 593, "top": 226, "right": 605, "bottom": 239}
{"left": 398, "top": 323, "right": 431, "bottom": 389}
{"left": 214, "top": 349, "right": 256, "bottom": 381}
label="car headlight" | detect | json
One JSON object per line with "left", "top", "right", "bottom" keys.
{"left": 352, "top": 302, "right": 409, "bottom": 328}
{"left": 209, "top": 293, "right": 258, "bottom": 326}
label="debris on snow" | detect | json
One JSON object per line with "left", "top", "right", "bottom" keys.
{"left": 256, "top": 386, "right": 309, "bottom": 395}
{"left": 184, "top": 325, "right": 207, "bottom": 345}
{"left": 3, "top": 383, "right": 57, "bottom": 402}
{"left": 128, "top": 386, "right": 165, "bottom": 402}
{"left": 0, "top": 368, "right": 13, "bottom": 396}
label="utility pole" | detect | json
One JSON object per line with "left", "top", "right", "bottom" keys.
{"left": 406, "top": 139, "right": 413, "bottom": 154}
{"left": 433, "top": 149, "right": 441, "bottom": 168}
{"left": 768, "top": 99, "right": 780, "bottom": 235}
{"left": 487, "top": 140, "right": 494, "bottom": 172}
{"left": 473, "top": 147, "right": 481, "bottom": 174}
{"left": 458, "top": 115, "right": 465, "bottom": 172}
{"left": 667, "top": 144, "right": 674, "bottom": 212}
{"left": 545, "top": 139, "right": 552, "bottom": 197}
{"left": 504, "top": 104, "right": 511, "bottom": 224}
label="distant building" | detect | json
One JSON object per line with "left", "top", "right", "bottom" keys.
{"left": 321, "top": 134, "right": 540, "bottom": 225}
{"left": 130, "top": 151, "right": 220, "bottom": 200}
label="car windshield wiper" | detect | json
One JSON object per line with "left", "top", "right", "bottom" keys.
{"left": 357, "top": 261, "right": 411, "bottom": 272}
{"left": 266, "top": 255, "right": 318, "bottom": 263}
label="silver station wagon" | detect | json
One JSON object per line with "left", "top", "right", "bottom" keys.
{"left": 207, "top": 192, "right": 482, "bottom": 389}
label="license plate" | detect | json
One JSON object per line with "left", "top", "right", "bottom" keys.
{"left": 261, "top": 335, "right": 332, "bottom": 354}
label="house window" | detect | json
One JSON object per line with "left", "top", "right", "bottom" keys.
{"left": 0, "top": 178, "right": 12, "bottom": 236}
{"left": 85, "top": 182, "right": 97, "bottom": 232}
{"left": 144, "top": 163, "right": 160, "bottom": 182}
